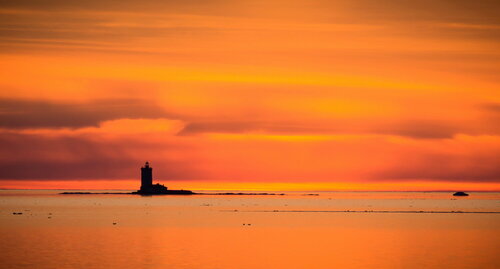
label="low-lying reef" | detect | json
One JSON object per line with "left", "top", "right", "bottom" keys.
{"left": 200, "top": 192, "right": 285, "bottom": 196}
{"left": 60, "top": 191, "right": 286, "bottom": 196}
{"left": 60, "top": 192, "right": 131, "bottom": 195}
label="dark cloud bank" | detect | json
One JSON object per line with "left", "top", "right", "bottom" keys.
{"left": 375, "top": 152, "right": 500, "bottom": 183}
{"left": 1, "top": 98, "right": 499, "bottom": 139}
{"left": 0, "top": 98, "right": 169, "bottom": 129}
{"left": 0, "top": 98, "right": 498, "bottom": 182}
{"left": 178, "top": 117, "right": 499, "bottom": 139}
{"left": 0, "top": 132, "right": 497, "bottom": 182}
{"left": 0, "top": 132, "right": 201, "bottom": 180}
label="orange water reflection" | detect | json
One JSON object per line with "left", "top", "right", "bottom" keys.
{"left": 1, "top": 191, "right": 499, "bottom": 269}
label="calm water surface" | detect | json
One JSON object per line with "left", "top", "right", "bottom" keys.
{"left": 1, "top": 190, "right": 499, "bottom": 269}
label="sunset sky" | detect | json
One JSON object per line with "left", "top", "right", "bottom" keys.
{"left": 0, "top": 0, "right": 499, "bottom": 191}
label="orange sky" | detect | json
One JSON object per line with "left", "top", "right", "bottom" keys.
{"left": 0, "top": 1, "right": 499, "bottom": 191}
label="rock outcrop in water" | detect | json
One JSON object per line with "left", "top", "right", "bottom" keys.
{"left": 453, "top": 191, "right": 469, "bottom": 196}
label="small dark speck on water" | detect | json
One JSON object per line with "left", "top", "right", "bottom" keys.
{"left": 113, "top": 222, "right": 117, "bottom": 225}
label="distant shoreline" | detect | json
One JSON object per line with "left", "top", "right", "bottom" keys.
{"left": 224, "top": 209, "right": 500, "bottom": 214}
{"left": 2, "top": 189, "right": 500, "bottom": 193}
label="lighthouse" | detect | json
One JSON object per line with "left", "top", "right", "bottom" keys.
{"left": 135, "top": 161, "right": 192, "bottom": 195}
{"left": 140, "top": 161, "right": 153, "bottom": 191}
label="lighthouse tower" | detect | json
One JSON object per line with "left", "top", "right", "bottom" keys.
{"left": 140, "top": 161, "right": 153, "bottom": 191}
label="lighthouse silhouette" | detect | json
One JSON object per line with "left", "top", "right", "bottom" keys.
{"left": 135, "top": 161, "right": 193, "bottom": 195}
{"left": 140, "top": 161, "right": 153, "bottom": 191}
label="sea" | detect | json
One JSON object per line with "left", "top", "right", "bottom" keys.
{"left": 1, "top": 190, "right": 499, "bottom": 269}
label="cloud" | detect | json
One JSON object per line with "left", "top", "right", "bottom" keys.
{"left": 178, "top": 121, "right": 334, "bottom": 136}
{"left": 0, "top": 132, "right": 202, "bottom": 180}
{"left": 1, "top": 0, "right": 499, "bottom": 56}
{"left": 480, "top": 102, "right": 500, "bottom": 113}
{"left": 178, "top": 119, "right": 464, "bottom": 139}
{"left": 373, "top": 151, "right": 500, "bottom": 182}
{"left": 2, "top": 96, "right": 495, "bottom": 140}
{"left": 0, "top": 98, "right": 172, "bottom": 129}
{"left": 375, "top": 120, "right": 459, "bottom": 139}
{"left": 0, "top": 128, "right": 498, "bottom": 183}
{"left": 0, "top": 0, "right": 225, "bottom": 12}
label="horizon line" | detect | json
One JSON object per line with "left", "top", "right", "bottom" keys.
{"left": 1, "top": 188, "right": 499, "bottom": 193}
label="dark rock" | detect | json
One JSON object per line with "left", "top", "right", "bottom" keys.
{"left": 453, "top": 191, "right": 469, "bottom": 196}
